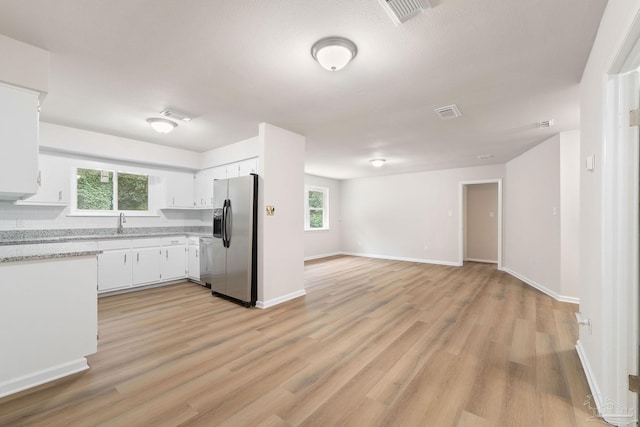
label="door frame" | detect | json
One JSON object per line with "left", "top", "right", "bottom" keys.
{"left": 598, "top": 20, "right": 640, "bottom": 424}
{"left": 458, "top": 179, "right": 503, "bottom": 269}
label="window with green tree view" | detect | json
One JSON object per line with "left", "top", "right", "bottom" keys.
{"left": 304, "top": 185, "right": 329, "bottom": 230}
{"left": 76, "top": 168, "right": 149, "bottom": 212}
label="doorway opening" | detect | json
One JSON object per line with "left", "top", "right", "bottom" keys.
{"left": 458, "top": 179, "right": 502, "bottom": 269}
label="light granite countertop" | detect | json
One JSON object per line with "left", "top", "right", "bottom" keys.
{"left": 0, "top": 226, "right": 213, "bottom": 246}
{"left": 0, "top": 251, "right": 103, "bottom": 264}
{"left": 0, "top": 227, "right": 213, "bottom": 263}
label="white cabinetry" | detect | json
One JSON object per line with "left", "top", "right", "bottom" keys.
{"left": 132, "top": 238, "right": 162, "bottom": 285}
{"left": 238, "top": 158, "right": 258, "bottom": 176}
{"left": 0, "top": 83, "right": 40, "bottom": 201}
{"left": 97, "top": 241, "right": 133, "bottom": 292}
{"left": 15, "top": 153, "right": 69, "bottom": 206}
{"left": 165, "top": 171, "right": 195, "bottom": 208}
{"left": 194, "top": 168, "right": 214, "bottom": 208}
{"left": 187, "top": 237, "right": 200, "bottom": 281}
{"left": 160, "top": 237, "right": 187, "bottom": 281}
{"left": 98, "top": 236, "right": 188, "bottom": 294}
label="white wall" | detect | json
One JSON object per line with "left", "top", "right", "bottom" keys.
{"left": 199, "top": 136, "right": 259, "bottom": 169}
{"left": 503, "top": 134, "right": 561, "bottom": 298}
{"left": 257, "top": 123, "right": 306, "bottom": 307}
{"left": 40, "top": 122, "right": 200, "bottom": 170}
{"left": 579, "top": 0, "right": 640, "bottom": 421}
{"left": 304, "top": 174, "right": 342, "bottom": 260}
{"left": 560, "top": 130, "right": 580, "bottom": 300}
{"left": 340, "top": 164, "right": 505, "bottom": 265}
{"left": 465, "top": 183, "right": 498, "bottom": 263}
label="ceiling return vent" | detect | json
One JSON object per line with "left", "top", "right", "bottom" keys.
{"left": 378, "top": 0, "right": 431, "bottom": 25}
{"left": 434, "top": 104, "right": 462, "bottom": 120}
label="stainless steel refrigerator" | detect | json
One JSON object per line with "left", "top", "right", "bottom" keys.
{"left": 209, "top": 174, "right": 258, "bottom": 307}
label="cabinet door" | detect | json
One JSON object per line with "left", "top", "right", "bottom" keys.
{"left": 161, "top": 245, "right": 186, "bottom": 281}
{"left": 187, "top": 245, "right": 200, "bottom": 280}
{"left": 238, "top": 158, "right": 258, "bottom": 176}
{"left": 0, "top": 84, "right": 39, "bottom": 200}
{"left": 195, "top": 168, "right": 214, "bottom": 207}
{"left": 98, "top": 250, "right": 132, "bottom": 291}
{"left": 226, "top": 163, "right": 240, "bottom": 178}
{"left": 18, "top": 154, "right": 69, "bottom": 205}
{"left": 166, "top": 171, "right": 195, "bottom": 208}
{"left": 132, "top": 247, "right": 161, "bottom": 285}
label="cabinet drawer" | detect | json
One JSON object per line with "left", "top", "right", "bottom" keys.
{"left": 98, "top": 239, "right": 132, "bottom": 250}
{"left": 133, "top": 238, "right": 163, "bottom": 248}
{"left": 161, "top": 236, "right": 186, "bottom": 246}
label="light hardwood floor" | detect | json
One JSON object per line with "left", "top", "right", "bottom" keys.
{"left": 0, "top": 256, "right": 597, "bottom": 426}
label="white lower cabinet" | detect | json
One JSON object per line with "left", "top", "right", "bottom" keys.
{"left": 187, "top": 244, "right": 200, "bottom": 281}
{"left": 160, "top": 237, "right": 187, "bottom": 282}
{"left": 98, "top": 236, "right": 188, "bottom": 293}
{"left": 97, "top": 249, "right": 132, "bottom": 291}
{"left": 133, "top": 247, "right": 161, "bottom": 285}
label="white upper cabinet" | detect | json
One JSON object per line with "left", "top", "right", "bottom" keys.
{"left": 165, "top": 171, "right": 195, "bottom": 208}
{"left": 15, "top": 153, "right": 69, "bottom": 205}
{"left": 0, "top": 83, "right": 40, "bottom": 201}
{"left": 237, "top": 158, "right": 258, "bottom": 176}
{"left": 194, "top": 168, "right": 214, "bottom": 208}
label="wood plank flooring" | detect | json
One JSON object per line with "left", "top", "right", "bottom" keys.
{"left": 0, "top": 256, "right": 595, "bottom": 426}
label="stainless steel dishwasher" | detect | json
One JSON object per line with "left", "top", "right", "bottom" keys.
{"left": 199, "top": 237, "right": 213, "bottom": 288}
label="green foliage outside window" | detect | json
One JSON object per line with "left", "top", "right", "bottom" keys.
{"left": 308, "top": 190, "right": 324, "bottom": 228}
{"left": 118, "top": 172, "right": 148, "bottom": 210}
{"left": 77, "top": 169, "right": 113, "bottom": 210}
{"left": 76, "top": 168, "right": 149, "bottom": 211}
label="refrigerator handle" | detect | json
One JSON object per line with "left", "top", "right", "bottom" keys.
{"left": 225, "top": 199, "right": 232, "bottom": 247}
{"left": 222, "top": 199, "right": 230, "bottom": 248}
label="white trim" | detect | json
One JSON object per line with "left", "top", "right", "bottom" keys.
{"left": 576, "top": 340, "right": 606, "bottom": 414}
{"left": 0, "top": 358, "right": 89, "bottom": 399}
{"left": 304, "top": 252, "right": 343, "bottom": 261}
{"left": 501, "top": 267, "right": 579, "bottom": 304}
{"left": 458, "top": 179, "right": 503, "bottom": 270}
{"left": 464, "top": 258, "right": 497, "bottom": 264}
{"left": 256, "top": 289, "right": 306, "bottom": 309}
{"left": 341, "top": 252, "right": 461, "bottom": 267}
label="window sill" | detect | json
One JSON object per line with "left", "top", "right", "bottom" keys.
{"left": 305, "top": 228, "right": 330, "bottom": 232}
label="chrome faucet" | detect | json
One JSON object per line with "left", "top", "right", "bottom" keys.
{"left": 118, "top": 212, "right": 126, "bottom": 234}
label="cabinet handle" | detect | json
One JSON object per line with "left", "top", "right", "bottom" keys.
{"left": 137, "top": 253, "right": 140, "bottom": 263}
{"left": 124, "top": 253, "right": 127, "bottom": 263}
{"left": 58, "top": 190, "right": 62, "bottom": 201}
{"left": 196, "top": 249, "right": 198, "bottom": 258}
{"left": 172, "top": 197, "right": 175, "bottom": 205}
{"left": 37, "top": 171, "right": 41, "bottom": 186}
{"left": 166, "top": 250, "right": 168, "bottom": 260}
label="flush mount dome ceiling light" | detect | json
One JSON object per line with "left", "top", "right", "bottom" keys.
{"left": 311, "top": 37, "right": 358, "bottom": 71}
{"left": 369, "top": 158, "right": 386, "bottom": 167}
{"left": 147, "top": 117, "right": 177, "bottom": 134}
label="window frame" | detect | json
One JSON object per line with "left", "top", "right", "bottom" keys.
{"left": 70, "top": 167, "right": 154, "bottom": 217}
{"left": 304, "top": 185, "right": 329, "bottom": 231}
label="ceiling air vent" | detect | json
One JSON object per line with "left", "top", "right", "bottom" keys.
{"left": 537, "top": 119, "right": 555, "bottom": 128}
{"left": 378, "top": 0, "right": 431, "bottom": 25}
{"left": 434, "top": 104, "right": 462, "bottom": 120}
{"left": 160, "top": 109, "right": 192, "bottom": 123}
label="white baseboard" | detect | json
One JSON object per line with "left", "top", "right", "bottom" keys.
{"left": 256, "top": 289, "right": 306, "bottom": 309}
{"left": 341, "top": 252, "right": 462, "bottom": 267}
{"left": 464, "top": 258, "right": 497, "bottom": 264}
{"left": 304, "top": 252, "right": 343, "bottom": 261}
{"left": 500, "top": 267, "right": 580, "bottom": 304}
{"left": 0, "top": 358, "right": 89, "bottom": 399}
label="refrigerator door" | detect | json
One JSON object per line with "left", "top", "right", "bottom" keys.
{"left": 211, "top": 179, "right": 228, "bottom": 295}
{"left": 225, "top": 175, "right": 255, "bottom": 303}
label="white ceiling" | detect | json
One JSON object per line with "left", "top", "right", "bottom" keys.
{"left": 0, "top": 0, "right": 607, "bottom": 179}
